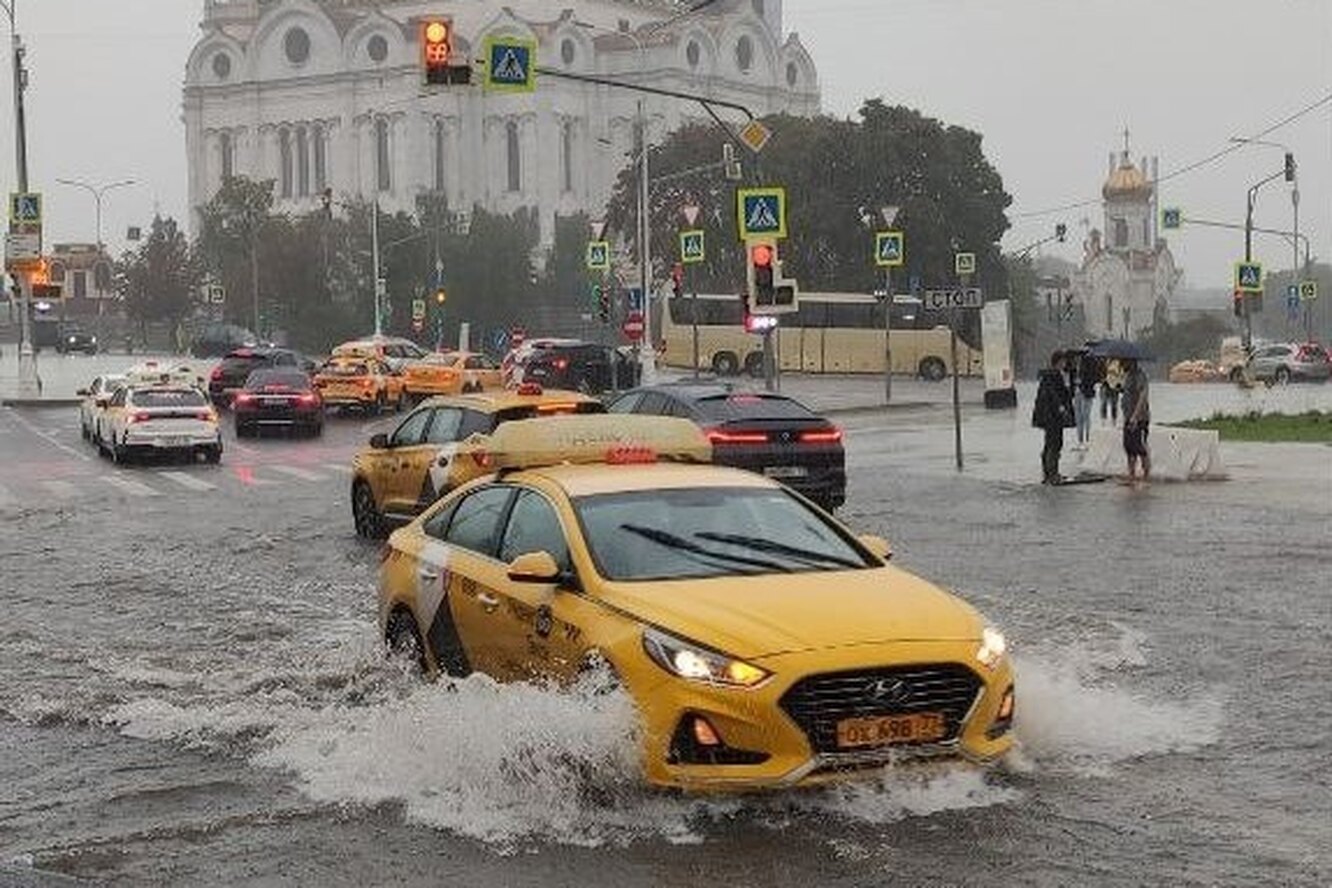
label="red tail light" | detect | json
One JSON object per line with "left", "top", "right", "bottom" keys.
{"left": 360, "top": 378, "right": 374, "bottom": 388}
{"left": 553, "top": 358, "right": 570, "bottom": 371}
{"left": 799, "top": 429, "right": 843, "bottom": 444}
{"left": 196, "top": 410, "right": 214, "bottom": 421}
{"left": 469, "top": 450, "right": 493, "bottom": 469}
{"left": 129, "top": 411, "right": 152, "bottom": 424}
{"left": 517, "top": 382, "right": 543, "bottom": 396}
{"left": 706, "top": 430, "right": 768, "bottom": 445}
{"left": 210, "top": 367, "right": 223, "bottom": 380}
{"left": 234, "top": 392, "right": 254, "bottom": 405}
{"left": 298, "top": 392, "right": 319, "bottom": 405}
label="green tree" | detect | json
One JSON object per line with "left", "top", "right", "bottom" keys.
{"left": 195, "top": 176, "right": 277, "bottom": 334}
{"left": 117, "top": 215, "right": 199, "bottom": 342}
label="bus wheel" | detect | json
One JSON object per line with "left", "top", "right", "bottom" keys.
{"left": 743, "top": 352, "right": 765, "bottom": 378}
{"left": 919, "top": 357, "right": 947, "bottom": 382}
{"left": 712, "top": 351, "right": 740, "bottom": 376}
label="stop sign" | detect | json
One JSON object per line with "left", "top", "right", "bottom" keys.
{"left": 622, "top": 311, "right": 644, "bottom": 342}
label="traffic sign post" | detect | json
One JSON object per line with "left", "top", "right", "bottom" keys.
{"left": 9, "top": 192, "right": 41, "bottom": 228}
{"left": 929, "top": 273, "right": 984, "bottom": 472}
{"left": 1162, "top": 207, "right": 1182, "bottom": 230}
{"left": 1235, "top": 261, "right": 1263, "bottom": 293}
{"left": 874, "top": 231, "right": 904, "bottom": 268}
{"left": 1298, "top": 280, "right": 1318, "bottom": 302}
{"left": 411, "top": 298, "right": 427, "bottom": 322}
{"left": 954, "top": 252, "right": 976, "bottom": 277}
{"left": 738, "top": 120, "right": 772, "bottom": 154}
{"left": 483, "top": 36, "right": 536, "bottom": 93}
{"left": 923, "top": 287, "right": 985, "bottom": 311}
{"left": 737, "top": 187, "right": 787, "bottom": 241}
{"left": 622, "top": 311, "right": 645, "bottom": 343}
{"left": 586, "top": 241, "right": 610, "bottom": 272}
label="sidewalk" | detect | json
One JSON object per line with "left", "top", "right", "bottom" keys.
{"left": 0, "top": 351, "right": 201, "bottom": 405}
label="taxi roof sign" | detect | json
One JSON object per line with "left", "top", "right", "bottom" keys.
{"left": 476, "top": 415, "right": 712, "bottom": 473}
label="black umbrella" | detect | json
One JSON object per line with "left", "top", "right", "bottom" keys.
{"left": 1088, "top": 338, "right": 1154, "bottom": 361}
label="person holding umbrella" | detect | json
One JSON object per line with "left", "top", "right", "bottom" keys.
{"left": 1089, "top": 339, "right": 1153, "bottom": 484}
{"left": 1032, "top": 350, "right": 1075, "bottom": 484}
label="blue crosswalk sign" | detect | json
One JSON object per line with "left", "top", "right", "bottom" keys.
{"left": 737, "top": 187, "right": 787, "bottom": 240}
{"left": 875, "top": 231, "right": 904, "bottom": 267}
{"left": 1235, "top": 261, "right": 1263, "bottom": 293}
{"left": 484, "top": 37, "right": 535, "bottom": 92}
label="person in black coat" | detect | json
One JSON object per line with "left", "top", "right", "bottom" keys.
{"left": 1032, "top": 350, "right": 1075, "bottom": 484}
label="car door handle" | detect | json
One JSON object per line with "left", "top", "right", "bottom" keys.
{"left": 477, "top": 592, "right": 500, "bottom": 612}
{"left": 418, "top": 567, "right": 439, "bottom": 582}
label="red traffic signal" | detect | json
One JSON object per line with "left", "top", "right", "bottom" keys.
{"left": 421, "top": 19, "right": 469, "bottom": 85}
{"left": 750, "top": 244, "right": 774, "bottom": 268}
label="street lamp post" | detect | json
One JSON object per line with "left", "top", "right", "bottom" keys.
{"left": 1243, "top": 170, "right": 1286, "bottom": 349}
{"left": 2, "top": 0, "right": 38, "bottom": 395}
{"left": 55, "top": 178, "right": 134, "bottom": 255}
{"left": 1231, "top": 138, "right": 1300, "bottom": 335}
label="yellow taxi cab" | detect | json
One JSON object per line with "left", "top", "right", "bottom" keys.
{"left": 331, "top": 336, "right": 429, "bottom": 371}
{"left": 377, "top": 415, "right": 1015, "bottom": 791}
{"left": 313, "top": 357, "right": 406, "bottom": 414}
{"left": 402, "top": 350, "right": 503, "bottom": 401}
{"left": 350, "top": 383, "right": 605, "bottom": 537}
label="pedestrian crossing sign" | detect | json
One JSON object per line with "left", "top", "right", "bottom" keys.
{"left": 875, "top": 231, "right": 904, "bottom": 267}
{"left": 1235, "top": 261, "right": 1263, "bottom": 293}
{"left": 483, "top": 36, "right": 536, "bottom": 93}
{"left": 1299, "top": 280, "right": 1318, "bottom": 302}
{"left": 679, "top": 229, "right": 706, "bottom": 265}
{"left": 737, "top": 187, "right": 787, "bottom": 241}
{"left": 9, "top": 192, "right": 41, "bottom": 227}
{"left": 586, "top": 240, "right": 610, "bottom": 271}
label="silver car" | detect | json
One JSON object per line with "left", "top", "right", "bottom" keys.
{"left": 1247, "top": 342, "right": 1331, "bottom": 384}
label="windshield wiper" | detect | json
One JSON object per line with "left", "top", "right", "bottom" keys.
{"left": 619, "top": 524, "right": 791, "bottom": 573}
{"left": 694, "top": 532, "right": 865, "bottom": 570}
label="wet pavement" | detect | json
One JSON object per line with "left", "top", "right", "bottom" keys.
{"left": 0, "top": 371, "right": 1329, "bottom": 886}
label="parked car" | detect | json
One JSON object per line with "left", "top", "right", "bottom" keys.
{"left": 521, "top": 342, "right": 642, "bottom": 394}
{"left": 608, "top": 382, "right": 847, "bottom": 511}
{"left": 208, "top": 347, "right": 315, "bottom": 406}
{"left": 1247, "top": 342, "right": 1331, "bottom": 385}
{"left": 191, "top": 323, "right": 260, "bottom": 358}
{"left": 233, "top": 369, "right": 324, "bottom": 437}
{"left": 56, "top": 327, "right": 98, "bottom": 355}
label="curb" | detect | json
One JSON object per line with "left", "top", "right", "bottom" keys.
{"left": 1, "top": 398, "right": 82, "bottom": 408}
{"left": 819, "top": 401, "right": 959, "bottom": 417}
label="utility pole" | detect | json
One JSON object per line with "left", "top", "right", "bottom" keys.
{"left": 371, "top": 196, "right": 383, "bottom": 336}
{"left": 637, "top": 99, "right": 655, "bottom": 384}
{"left": 7, "top": 0, "right": 38, "bottom": 395}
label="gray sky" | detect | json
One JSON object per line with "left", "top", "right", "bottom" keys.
{"left": 4, "top": 0, "right": 1330, "bottom": 289}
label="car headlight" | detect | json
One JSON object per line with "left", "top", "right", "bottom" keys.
{"left": 642, "top": 627, "right": 770, "bottom": 688}
{"left": 975, "top": 626, "right": 1007, "bottom": 670}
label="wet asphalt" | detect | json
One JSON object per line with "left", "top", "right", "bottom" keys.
{"left": 0, "top": 380, "right": 1329, "bottom": 887}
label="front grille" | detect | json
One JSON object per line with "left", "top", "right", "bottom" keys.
{"left": 779, "top": 663, "right": 982, "bottom": 754}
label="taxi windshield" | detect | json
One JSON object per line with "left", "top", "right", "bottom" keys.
{"left": 574, "top": 487, "right": 871, "bottom": 581}
{"left": 130, "top": 389, "right": 208, "bottom": 408}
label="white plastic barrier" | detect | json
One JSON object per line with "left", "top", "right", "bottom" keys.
{"left": 1082, "top": 425, "right": 1227, "bottom": 481}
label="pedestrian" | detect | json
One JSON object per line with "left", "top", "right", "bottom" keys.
{"left": 1070, "top": 351, "right": 1097, "bottom": 448}
{"left": 1032, "top": 350, "right": 1075, "bottom": 484}
{"left": 1120, "top": 357, "right": 1151, "bottom": 484}
{"left": 1100, "top": 358, "right": 1123, "bottom": 425}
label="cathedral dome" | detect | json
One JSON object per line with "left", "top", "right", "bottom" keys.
{"left": 1103, "top": 155, "right": 1151, "bottom": 199}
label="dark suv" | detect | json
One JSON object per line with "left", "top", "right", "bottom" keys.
{"left": 56, "top": 327, "right": 98, "bottom": 355}
{"left": 521, "top": 343, "right": 642, "bottom": 394}
{"left": 208, "top": 347, "right": 315, "bottom": 406}
{"left": 608, "top": 383, "right": 846, "bottom": 511}
{"left": 191, "top": 323, "right": 260, "bottom": 359}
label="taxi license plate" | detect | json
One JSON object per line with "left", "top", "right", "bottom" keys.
{"left": 835, "top": 712, "right": 946, "bottom": 748}
{"left": 763, "top": 465, "right": 808, "bottom": 479}
{"left": 157, "top": 436, "right": 189, "bottom": 448}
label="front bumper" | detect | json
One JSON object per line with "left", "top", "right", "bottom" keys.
{"left": 632, "top": 640, "right": 1015, "bottom": 791}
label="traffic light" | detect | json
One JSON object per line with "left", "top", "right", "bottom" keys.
{"left": 421, "top": 18, "right": 469, "bottom": 85}
{"left": 747, "top": 240, "right": 776, "bottom": 311}
{"left": 1055, "top": 223, "right": 1067, "bottom": 243}
{"left": 596, "top": 285, "right": 610, "bottom": 324}
{"left": 1233, "top": 290, "right": 1243, "bottom": 318}
{"left": 434, "top": 287, "right": 447, "bottom": 305}
{"left": 1284, "top": 152, "right": 1296, "bottom": 183}
{"left": 671, "top": 263, "right": 684, "bottom": 299}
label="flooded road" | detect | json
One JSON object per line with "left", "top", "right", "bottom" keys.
{"left": 1, "top": 398, "right": 1328, "bottom": 886}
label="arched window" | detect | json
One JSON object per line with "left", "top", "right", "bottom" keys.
{"left": 561, "top": 120, "right": 574, "bottom": 194}
{"left": 1113, "top": 217, "right": 1128, "bottom": 249}
{"left": 1142, "top": 217, "right": 1151, "bottom": 247}
{"left": 219, "top": 131, "right": 233, "bottom": 181}
{"left": 313, "top": 124, "right": 327, "bottom": 192}
{"left": 506, "top": 120, "right": 521, "bottom": 193}
{"left": 296, "top": 125, "right": 310, "bottom": 196}
{"left": 375, "top": 118, "right": 392, "bottom": 192}
{"left": 279, "top": 128, "right": 293, "bottom": 198}
{"left": 433, "top": 119, "right": 446, "bottom": 193}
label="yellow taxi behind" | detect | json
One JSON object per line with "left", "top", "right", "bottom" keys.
{"left": 313, "top": 357, "right": 405, "bottom": 414}
{"left": 377, "top": 415, "right": 1015, "bottom": 792}
{"left": 401, "top": 350, "right": 503, "bottom": 401}
{"left": 350, "top": 383, "right": 604, "bottom": 537}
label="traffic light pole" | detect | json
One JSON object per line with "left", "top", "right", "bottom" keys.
{"left": 882, "top": 267, "right": 892, "bottom": 404}
{"left": 1243, "top": 169, "right": 1286, "bottom": 350}
{"left": 8, "top": 12, "right": 38, "bottom": 395}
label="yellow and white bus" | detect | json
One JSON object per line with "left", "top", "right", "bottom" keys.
{"left": 659, "top": 291, "right": 983, "bottom": 380}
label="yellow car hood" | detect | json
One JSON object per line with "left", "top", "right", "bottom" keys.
{"left": 597, "top": 566, "right": 983, "bottom": 660}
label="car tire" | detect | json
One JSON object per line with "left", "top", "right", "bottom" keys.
{"left": 743, "top": 352, "right": 765, "bottom": 378}
{"left": 311, "top": 422, "right": 324, "bottom": 438}
{"left": 352, "top": 480, "right": 386, "bottom": 539}
{"left": 385, "top": 608, "right": 428, "bottom": 675}
{"left": 712, "top": 351, "right": 740, "bottom": 377}
{"left": 919, "top": 357, "right": 947, "bottom": 382}
{"left": 373, "top": 392, "right": 387, "bottom": 416}
{"left": 236, "top": 422, "right": 251, "bottom": 439}
{"left": 1274, "top": 366, "right": 1291, "bottom": 385}
{"left": 204, "top": 446, "right": 222, "bottom": 465}
{"left": 395, "top": 392, "right": 405, "bottom": 412}
{"left": 110, "top": 438, "right": 126, "bottom": 465}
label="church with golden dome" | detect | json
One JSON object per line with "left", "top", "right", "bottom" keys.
{"left": 1071, "top": 139, "right": 1181, "bottom": 340}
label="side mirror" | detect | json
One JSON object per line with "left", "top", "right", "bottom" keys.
{"left": 858, "top": 534, "right": 892, "bottom": 562}
{"left": 94, "top": 395, "right": 111, "bottom": 407}
{"left": 507, "top": 551, "right": 562, "bottom": 584}
{"left": 370, "top": 433, "right": 390, "bottom": 450}
{"left": 76, "top": 388, "right": 90, "bottom": 397}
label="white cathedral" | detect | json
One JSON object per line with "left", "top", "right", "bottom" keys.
{"left": 183, "top": 0, "right": 821, "bottom": 246}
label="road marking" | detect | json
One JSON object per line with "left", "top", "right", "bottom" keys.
{"left": 102, "top": 475, "right": 161, "bottom": 498}
{"left": 41, "top": 479, "right": 80, "bottom": 499}
{"left": 158, "top": 471, "right": 217, "bottom": 492}
{"left": 267, "top": 465, "right": 327, "bottom": 482}
{"left": 4, "top": 408, "right": 92, "bottom": 462}
{"left": 321, "top": 463, "right": 353, "bottom": 475}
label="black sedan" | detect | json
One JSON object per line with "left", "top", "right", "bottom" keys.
{"left": 522, "top": 342, "right": 641, "bottom": 394}
{"left": 608, "top": 383, "right": 846, "bottom": 511}
{"left": 56, "top": 328, "right": 98, "bottom": 355}
{"left": 208, "top": 347, "right": 315, "bottom": 406}
{"left": 233, "top": 369, "right": 323, "bottom": 437}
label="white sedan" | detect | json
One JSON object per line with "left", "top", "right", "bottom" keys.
{"left": 77, "top": 374, "right": 126, "bottom": 444}
{"left": 96, "top": 385, "right": 223, "bottom": 464}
